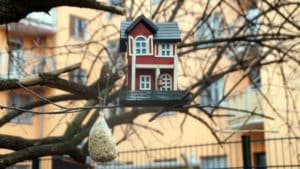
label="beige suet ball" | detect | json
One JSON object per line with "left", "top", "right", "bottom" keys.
{"left": 88, "top": 118, "right": 117, "bottom": 162}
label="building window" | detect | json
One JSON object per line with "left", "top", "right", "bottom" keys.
{"left": 201, "top": 155, "right": 227, "bottom": 169}
{"left": 246, "top": 7, "right": 260, "bottom": 33}
{"left": 69, "top": 69, "right": 87, "bottom": 85}
{"left": 8, "top": 39, "right": 24, "bottom": 79}
{"left": 159, "top": 44, "right": 172, "bottom": 56}
{"left": 159, "top": 73, "right": 172, "bottom": 91}
{"left": 152, "top": 0, "right": 162, "bottom": 5}
{"left": 70, "top": 15, "right": 87, "bottom": 40}
{"left": 195, "top": 13, "right": 224, "bottom": 47}
{"left": 107, "top": 40, "right": 124, "bottom": 67}
{"left": 8, "top": 93, "right": 32, "bottom": 124}
{"left": 254, "top": 152, "right": 266, "bottom": 169}
{"left": 200, "top": 78, "right": 224, "bottom": 107}
{"left": 249, "top": 67, "right": 261, "bottom": 89}
{"left": 135, "top": 37, "right": 147, "bottom": 55}
{"left": 140, "top": 75, "right": 151, "bottom": 90}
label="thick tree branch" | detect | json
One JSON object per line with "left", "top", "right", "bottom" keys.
{"left": 0, "top": 0, "right": 125, "bottom": 24}
{"left": 168, "top": 0, "right": 184, "bottom": 21}
{"left": 0, "top": 94, "right": 84, "bottom": 127}
{"left": 0, "top": 73, "right": 96, "bottom": 98}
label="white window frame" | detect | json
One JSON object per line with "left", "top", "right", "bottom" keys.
{"left": 159, "top": 73, "right": 172, "bottom": 91}
{"left": 195, "top": 13, "right": 223, "bottom": 48}
{"left": 8, "top": 39, "right": 24, "bottom": 79}
{"left": 70, "top": 15, "right": 88, "bottom": 40}
{"left": 135, "top": 36, "right": 148, "bottom": 55}
{"left": 158, "top": 43, "right": 173, "bottom": 57}
{"left": 140, "top": 75, "right": 151, "bottom": 90}
{"left": 200, "top": 78, "right": 224, "bottom": 108}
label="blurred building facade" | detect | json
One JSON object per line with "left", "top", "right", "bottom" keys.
{"left": 0, "top": 0, "right": 299, "bottom": 168}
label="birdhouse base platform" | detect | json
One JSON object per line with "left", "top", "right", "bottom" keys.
{"left": 119, "top": 90, "right": 190, "bottom": 106}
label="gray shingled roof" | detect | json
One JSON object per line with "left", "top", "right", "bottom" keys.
{"left": 120, "top": 21, "right": 181, "bottom": 41}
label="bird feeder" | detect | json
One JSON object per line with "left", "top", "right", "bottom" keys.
{"left": 119, "top": 15, "right": 189, "bottom": 106}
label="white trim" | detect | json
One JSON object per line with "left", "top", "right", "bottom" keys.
{"left": 173, "top": 54, "right": 178, "bottom": 90}
{"left": 155, "top": 43, "right": 174, "bottom": 57}
{"left": 131, "top": 54, "right": 136, "bottom": 91}
{"left": 139, "top": 75, "right": 151, "bottom": 90}
{"left": 155, "top": 67, "right": 160, "bottom": 90}
{"left": 136, "top": 64, "right": 173, "bottom": 69}
{"left": 128, "top": 36, "right": 134, "bottom": 55}
{"left": 0, "top": 52, "right": 9, "bottom": 76}
{"left": 148, "top": 35, "right": 153, "bottom": 55}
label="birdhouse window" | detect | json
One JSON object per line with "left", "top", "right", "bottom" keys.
{"left": 159, "top": 73, "right": 172, "bottom": 91}
{"left": 140, "top": 75, "right": 151, "bottom": 90}
{"left": 159, "top": 44, "right": 172, "bottom": 56}
{"left": 135, "top": 37, "right": 147, "bottom": 55}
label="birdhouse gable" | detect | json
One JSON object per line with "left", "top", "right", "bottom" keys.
{"left": 128, "top": 22, "right": 154, "bottom": 38}
{"left": 125, "top": 15, "right": 158, "bottom": 35}
{"left": 120, "top": 15, "right": 181, "bottom": 52}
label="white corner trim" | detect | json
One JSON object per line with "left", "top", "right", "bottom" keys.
{"left": 173, "top": 54, "right": 178, "bottom": 90}
{"left": 155, "top": 67, "right": 160, "bottom": 90}
{"left": 128, "top": 36, "right": 134, "bottom": 55}
{"left": 148, "top": 35, "right": 153, "bottom": 55}
{"left": 131, "top": 54, "right": 136, "bottom": 91}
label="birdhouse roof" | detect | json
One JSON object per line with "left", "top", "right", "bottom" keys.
{"left": 120, "top": 15, "right": 181, "bottom": 42}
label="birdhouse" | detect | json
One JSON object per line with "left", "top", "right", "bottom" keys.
{"left": 119, "top": 15, "right": 189, "bottom": 106}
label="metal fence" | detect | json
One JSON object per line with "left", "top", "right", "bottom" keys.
{"left": 9, "top": 136, "right": 300, "bottom": 169}
{"left": 102, "top": 136, "right": 300, "bottom": 169}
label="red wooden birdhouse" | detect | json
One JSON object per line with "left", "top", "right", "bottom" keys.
{"left": 119, "top": 15, "right": 189, "bottom": 106}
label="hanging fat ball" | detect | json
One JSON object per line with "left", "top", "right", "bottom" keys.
{"left": 88, "top": 118, "right": 117, "bottom": 162}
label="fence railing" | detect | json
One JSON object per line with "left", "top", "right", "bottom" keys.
{"left": 102, "top": 136, "right": 300, "bottom": 169}
{"left": 9, "top": 137, "right": 300, "bottom": 169}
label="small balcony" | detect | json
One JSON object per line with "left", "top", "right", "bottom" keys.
{"left": 6, "top": 10, "right": 56, "bottom": 36}
{"left": 119, "top": 90, "right": 190, "bottom": 106}
{"left": 226, "top": 88, "right": 263, "bottom": 129}
{"left": 0, "top": 51, "right": 56, "bottom": 79}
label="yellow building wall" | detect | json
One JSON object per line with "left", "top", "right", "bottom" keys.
{"left": 1, "top": 0, "right": 299, "bottom": 168}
